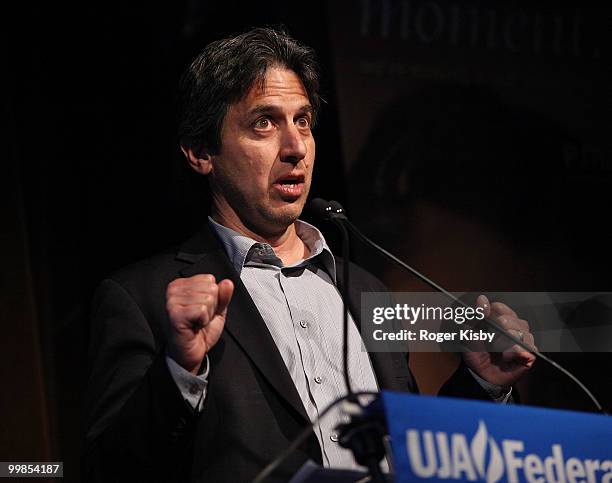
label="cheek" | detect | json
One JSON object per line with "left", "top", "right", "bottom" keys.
{"left": 237, "top": 142, "right": 279, "bottom": 182}
{"left": 216, "top": 132, "right": 282, "bottom": 191}
{"left": 306, "top": 140, "right": 316, "bottom": 173}
{"left": 306, "top": 137, "right": 315, "bottom": 161}
{"left": 225, "top": 142, "right": 274, "bottom": 178}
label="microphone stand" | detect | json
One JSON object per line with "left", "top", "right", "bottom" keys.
{"left": 317, "top": 200, "right": 388, "bottom": 481}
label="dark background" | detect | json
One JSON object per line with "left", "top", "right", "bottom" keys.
{"left": 3, "top": 1, "right": 611, "bottom": 481}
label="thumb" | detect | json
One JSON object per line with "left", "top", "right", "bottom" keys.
{"left": 476, "top": 294, "right": 491, "bottom": 318}
{"left": 215, "top": 279, "right": 234, "bottom": 317}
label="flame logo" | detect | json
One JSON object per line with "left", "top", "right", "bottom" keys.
{"left": 470, "top": 421, "right": 504, "bottom": 483}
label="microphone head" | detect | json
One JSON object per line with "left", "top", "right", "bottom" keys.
{"left": 329, "top": 200, "right": 347, "bottom": 218}
{"left": 309, "top": 198, "right": 348, "bottom": 220}
{"left": 309, "top": 198, "right": 334, "bottom": 219}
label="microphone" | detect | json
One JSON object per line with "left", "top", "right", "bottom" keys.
{"left": 309, "top": 198, "right": 347, "bottom": 220}
{"left": 310, "top": 198, "right": 606, "bottom": 415}
{"left": 310, "top": 198, "right": 353, "bottom": 396}
{"left": 308, "top": 197, "right": 385, "bottom": 482}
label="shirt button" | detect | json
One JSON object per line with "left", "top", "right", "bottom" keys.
{"left": 314, "top": 376, "right": 323, "bottom": 384}
{"left": 330, "top": 433, "right": 339, "bottom": 443}
{"left": 299, "top": 320, "right": 308, "bottom": 329}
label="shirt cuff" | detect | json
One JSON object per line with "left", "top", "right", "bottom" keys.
{"left": 166, "top": 354, "right": 210, "bottom": 411}
{"left": 467, "top": 368, "right": 513, "bottom": 403}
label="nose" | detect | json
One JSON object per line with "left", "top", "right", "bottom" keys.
{"left": 279, "top": 123, "right": 308, "bottom": 165}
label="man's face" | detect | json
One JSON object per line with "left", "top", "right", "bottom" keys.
{"left": 208, "top": 66, "right": 316, "bottom": 237}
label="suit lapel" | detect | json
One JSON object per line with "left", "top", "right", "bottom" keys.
{"left": 177, "top": 226, "right": 311, "bottom": 424}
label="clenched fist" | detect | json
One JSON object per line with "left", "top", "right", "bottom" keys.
{"left": 165, "top": 274, "right": 234, "bottom": 374}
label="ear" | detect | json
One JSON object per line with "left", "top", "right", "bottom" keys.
{"left": 181, "top": 145, "right": 213, "bottom": 175}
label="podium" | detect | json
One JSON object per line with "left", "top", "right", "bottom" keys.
{"left": 290, "top": 391, "right": 612, "bottom": 482}
{"left": 382, "top": 391, "right": 612, "bottom": 483}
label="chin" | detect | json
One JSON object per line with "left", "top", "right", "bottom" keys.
{"left": 261, "top": 204, "right": 304, "bottom": 231}
{"left": 273, "top": 210, "right": 301, "bottom": 227}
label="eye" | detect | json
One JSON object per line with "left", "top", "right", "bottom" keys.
{"left": 253, "top": 117, "right": 272, "bottom": 130}
{"left": 296, "top": 116, "right": 311, "bottom": 129}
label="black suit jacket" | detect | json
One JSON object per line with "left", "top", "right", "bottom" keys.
{"left": 84, "top": 223, "right": 490, "bottom": 482}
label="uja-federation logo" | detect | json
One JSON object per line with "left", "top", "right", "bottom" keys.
{"left": 406, "top": 421, "right": 612, "bottom": 482}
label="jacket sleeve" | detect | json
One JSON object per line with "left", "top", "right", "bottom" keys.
{"left": 438, "top": 360, "right": 500, "bottom": 401}
{"left": 84, "top": 278, "right": 211, "bottom": 482}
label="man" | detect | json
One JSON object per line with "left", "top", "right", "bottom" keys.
{"left": 85, "top": 27, "right": 535, "bottom": 482}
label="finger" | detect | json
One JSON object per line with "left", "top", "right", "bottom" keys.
{"left": 167, "top": 293, "right": 217, "bottom": 307}
{"left": 185, "top": 274, "right": 216, "bottom": 284}
{"left": 215, "top": 279, "right": 234, "bottom": 317}
{"left": 166, "top": 289, "right": 218, "bottom": 319}
{"left": 499, "top": 318, "right": 535, "bottom": 352}
{"left": 495, "top": 316, "right": 530, "bottom": 334}
{"left": 168, "top": 304, "right": 210, "bottom": 330}
{"left": 489, "top": 318, "right": 532, "bottom": 352}
{"left": 512, "top": 318, "right": 530, "bottom": 333}
{"left": 167, "top": 281, "right": 220, "bottom": 297}
{"left": 525, "top": 333, "right": 537, "bottom": 352}
{"left": 506, "top": 329, "right": 537, "bottom": 352}
{"left": 490, "top": 302, "right": 518, "bottom": 318}
{"left": 168, "top": 274, "right": 216, "bottom": 288}
{"left": 500, "top": 324, "right": 537, "bottom": 358}
{"left": 476, "top": 295, "right": 491, "bottom": 318}
{"left": 501, "top": 346, "right": 536, "bottom": 367}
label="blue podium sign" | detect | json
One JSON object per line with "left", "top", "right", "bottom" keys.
{"left": 381, "top": 391, "right": 612, "bottom": 483}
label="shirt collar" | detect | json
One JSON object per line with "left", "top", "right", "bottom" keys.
{"left": 208, "top": 216, "right": 337, "bottom": 281}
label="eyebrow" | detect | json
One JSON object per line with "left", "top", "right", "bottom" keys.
{"left": 247, "top": 104, "right": 313, "bottom": 118}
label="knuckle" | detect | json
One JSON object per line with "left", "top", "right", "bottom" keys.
{"left": 491, "top": 302, "right": 504, "bottom": 312}
{"left": 166, "top": 295, "right": 179, "bottom": 308}
{"left": 195, "top": 274, "right": 216, "bottom": 283}
{"left": 167, "top": 306, "right": 181, "bottom": 321}
{"left": 492, "top": 302, "right": 517, "bottom": 316}
{"left": 201, "top": 293, "right": 214, "bottom": 306}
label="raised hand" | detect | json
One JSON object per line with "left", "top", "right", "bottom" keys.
{"left": 165, "top": 274, "right": 234, "bottom": 374}
{"left": 462, "top": 295, "right": 536, "bottom": 388}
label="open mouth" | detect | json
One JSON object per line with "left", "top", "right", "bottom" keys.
{"left": 273, "top": 174, "right": 305, "bottom": 199}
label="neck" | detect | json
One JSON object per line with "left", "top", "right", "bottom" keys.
{"left": 211, "top": 208, "right": 310, "bottom": 266}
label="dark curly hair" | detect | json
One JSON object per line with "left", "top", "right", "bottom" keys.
{"left": 178, "top": 26, "right": 321, "bottom": 154}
